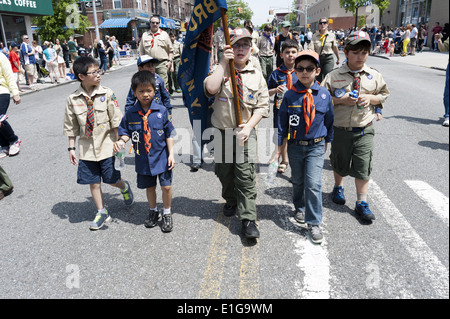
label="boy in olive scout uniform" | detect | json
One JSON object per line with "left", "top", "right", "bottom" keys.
{"left": 204, "top": 28, "right": 270, "bottom": 239}
{"left": 64, "top": 57, "right": 134, "bottom": 230}
{"left": 321, "top": 31, "right": 390, "bottom": 222}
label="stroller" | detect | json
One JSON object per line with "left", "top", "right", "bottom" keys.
{"left": 394, "top": 39, "right": 404, "bottom": 55}
{"left": 36, "top": 59, "right": 49, "bottom": 82}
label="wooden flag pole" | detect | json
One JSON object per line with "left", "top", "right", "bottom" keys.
{"left": 220, "top": 8, "right": 242, "bottom": 126}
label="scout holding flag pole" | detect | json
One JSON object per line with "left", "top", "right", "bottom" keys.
{"left": 204, "top": 10, "right": 270, "bottom": 240}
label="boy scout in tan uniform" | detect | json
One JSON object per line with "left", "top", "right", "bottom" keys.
{"left": 204, "top": 28, "right": 270, "bottom": 239}
{"left": 139, "top": 16, "right": 173, "bottom": 86}
{"left": 321, "top": 31, "right": 390, "bottom": 222}
{"left": 258, "top": 24, "right": 275, "bottom": 82}
{"left": 64, "top": 57, "right": 134, "bottom": 230}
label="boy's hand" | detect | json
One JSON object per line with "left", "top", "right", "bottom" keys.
{"left": 357, "top": 94, "right": 371, "bottom": 108}
{"left": 13, "top": 95, "right": 21, "bottom": 105}
{"left": 221, "top": 45, "right": 234, "bottom": 65}
{"left": 376, "top": 113, "right": 383, "bottom": 121}
{"left": 340, "top": 93, "right": 358, "bottom": 106}
{"left": 167, "top": 154, "right": 175, "bottom": 171}
{"left": 113, "top": 140, "right": 125, "bottom": 153}
{"left": 69, "top": 150, "right": 78, "bottom": 166}
{"left": 236, "top": 124, "right": 251, "bottom": 143}
{"left": 276, "top": 84, "right": 287, "bottom": 95}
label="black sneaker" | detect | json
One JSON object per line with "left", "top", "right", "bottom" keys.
{"left": 223, "top": 203, "right": 237, "bottom": 217}
{"left": 242, "top": 220, "right": 260, "bottom": 239}
{"left": 144, "top": 209, "right": 160, "bottom": 228}
{"left": 161, "top": 214, "right": 173, "bottom": 233}
{"left": 294, "top": 210, "right": 305, "bottom": 224}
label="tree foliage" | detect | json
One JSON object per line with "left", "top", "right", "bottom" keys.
{"left": 339, "top": 0, "right": 390, "bottom": 27}
{"left": 221, "top": 0, "right": 254, "bottom": 29}
{"left": 33, "top": 0, "right": 90, "bottom": 42}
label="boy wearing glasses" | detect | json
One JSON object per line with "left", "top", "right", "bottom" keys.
{"left": 204, "top": 28, "right": 270, "bottom": 239}
{"left": 63, "top": 57, "right": 134, "bottom": 230}
{"left": 321, "top": 31, "right": 390, "bottom": 222}
{"left": 276, "top": 50, "right": 334, "bottom": 244}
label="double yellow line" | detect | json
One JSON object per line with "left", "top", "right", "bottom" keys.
{"left": 198, "top": 206, "right": 260, "bottom": 299}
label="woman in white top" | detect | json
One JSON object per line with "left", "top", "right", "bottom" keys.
{"left": 54, "top": 39, "right": 66, "bottom": 79}
{"left": 43, "top": 43, "right": 60, "bottom": 84}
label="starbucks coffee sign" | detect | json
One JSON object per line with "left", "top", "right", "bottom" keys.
{"left": 0, "top": 0, "right": 54, "bottom": 16}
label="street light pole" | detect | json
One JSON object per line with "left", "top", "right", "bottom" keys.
{"left": 92, "top": 0, "right": 100, "bottom": 40}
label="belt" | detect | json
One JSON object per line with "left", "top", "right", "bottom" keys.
{"left": 289, "top": 137, "right": 325, "bottom": 146}
{"left": 335, "top": 122, "right": 373, "bottom": 132}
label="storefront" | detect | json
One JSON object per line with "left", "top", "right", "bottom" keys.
{"left": 398, "top": 0, "right": 432, "bottom": 26}
{"left": 0, "top": 0, "right": 53, "bottom": 46}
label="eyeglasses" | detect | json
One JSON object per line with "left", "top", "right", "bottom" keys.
{"left": 232, "top": 42, "right": 251, "bottom": 50}
{"left": 295, "top": 66, "right": 316, "bottom": 73}
{"left": 319, "top": 21, "right": 328, "bottom": 25}
{"left": 85, "top": 69, "right": 102, "bottom": 76}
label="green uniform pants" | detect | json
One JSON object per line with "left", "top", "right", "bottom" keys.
{"left": 214, "top": 129, "right": 258, "bottom": 221}
{"left": 318, "top": 54, "right": 335, "bottom": 83}
{"left": 0, "top": 165, "right": 13, "bottom": 192}
{"left": 259, "top": 56, "right": 274, "bottom": 83}
{"left": 155, "top": 60, "right": 169, "bottom": 88}
{"left": 168, "top": 57, "right": 181, "bottom": 94}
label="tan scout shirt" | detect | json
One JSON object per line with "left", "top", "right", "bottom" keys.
{"left": 322, "top": 63, "right": 390, "bottom": 128}
{"left": 258, "top": 34, "right": 275, "bottom": 56}
{"left": 309, "top": 31, "right": 338, "bottom": 55}
{"left": 213, "top": 29, "right": 226, "bottom": 51}
{"left": 172, "top": 40, "right": 182, "bottom": 59}
{"left": 139, "top": 29, "right": 173, "bottom": 61}
{"left": 204, "top": 60, "right": 270, "bottom": 130}
{"left": 63, "top": 85, "right": 123, "bottom": 161}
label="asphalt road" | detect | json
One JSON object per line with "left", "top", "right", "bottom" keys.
{"left": 0, "top": 55, "right": 448, "bottom": 300}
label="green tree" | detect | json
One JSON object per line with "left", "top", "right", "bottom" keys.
{"left": 33, "top": 0, "right": 90, "bottom": 42}
{"left": 339, "top": 0, "right": 390, "bottom": 27}
{"left": 221, "top": 0, "right": 254, "bottom": 29}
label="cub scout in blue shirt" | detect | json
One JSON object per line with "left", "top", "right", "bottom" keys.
{"left": 115, "top": 71, "right": 175, "bottom": 233}
{"left": 276, "top": 50, "right": 334, "bottom": 244}
{"left": 267, "top": 39, "right": 299, "bottom": 173}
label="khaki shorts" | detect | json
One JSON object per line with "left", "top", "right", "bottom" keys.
{"left": 330, "top": 125, "right": 375, "bottom": 180}
{"left": 24, "top": 64, "right": 37, "bottom": 78}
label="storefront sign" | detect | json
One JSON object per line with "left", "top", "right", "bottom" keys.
{"left": 0, "top": 0, "right": 54, "bottom": 16}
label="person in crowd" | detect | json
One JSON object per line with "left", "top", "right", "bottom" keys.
{"left": 436, "top": 32, "right": 449, "bottom": 127}
{"left": 21, "top": 35, "right": 37, "bottom": 89}
{"left": 43, "top": 42, "right": 60, "bottom": 84}
{"left": 274, "top": 21, "right": 294, "bottom": 68}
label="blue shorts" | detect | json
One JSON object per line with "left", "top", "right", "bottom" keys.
{"left": 77, "top": 157, "right": 121, "bottom": 185}
{"left": 137, "top": 170, "right": 172, "bottom": 189}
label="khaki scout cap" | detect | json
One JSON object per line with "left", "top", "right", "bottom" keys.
{"left": 280, "top": 21, "right": 291, "bottom": 28}
{"left": 345, "top": 31, "right": 371, "bottom": 46}
{"left": 230, "top": 28, "right": 253, "bottom": 46}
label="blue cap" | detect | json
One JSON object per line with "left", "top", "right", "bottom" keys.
{"left": 137, "top": 55, "right": 159, "bottom": 67}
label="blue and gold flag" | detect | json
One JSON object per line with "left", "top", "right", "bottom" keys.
{"left": 178, "top": 0, "right": 228, "bottom": 143}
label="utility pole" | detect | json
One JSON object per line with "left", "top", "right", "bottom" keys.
{"left": 92, "top": 0, "right": 100, "bottom": 40}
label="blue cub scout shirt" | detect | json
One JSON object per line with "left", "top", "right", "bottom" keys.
{"left": 119, "top": 100, "right": 175, "bottom": 176}
{"left": 267, "top": 64, "right": 299, "bottom": 109}
{"left": 278, "top": 81, "right": 335, "bottom": 146}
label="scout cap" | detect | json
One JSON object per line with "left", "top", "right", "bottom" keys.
{"left": 137, "top": 55, "right": 159, "bottom": 67}
{"left": 280, "top": 21, "right": 291, "bottom": 28}
{"left": 345, "top": 31, "right": 371, "bottom": 46}
{"left": 295, "top": 50, "right": 320, "bottom": 66}
{"left": 230, "top": 28, "right": 253, "bottom": 46}
{"left": 10, "top": 42, "right": 19, "bottom": 48}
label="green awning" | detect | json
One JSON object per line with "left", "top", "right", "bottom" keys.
{"left": 0, "top": 0, "right": 54, "bottom": 16}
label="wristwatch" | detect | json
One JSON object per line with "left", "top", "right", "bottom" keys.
{"left": 68, "top": 147, "right": 76, "bottom": 151}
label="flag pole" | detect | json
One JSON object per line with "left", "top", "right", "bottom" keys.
{"left": 220, "top": 8, "right": 242, "bottom": 126}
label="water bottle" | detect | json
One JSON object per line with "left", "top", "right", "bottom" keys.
{"left": 266, "top": 162, "right": 279, "bottom": 185}
{"left": 114, "top": 141, "right": 125, "bottom": 171}
{"left": 277, "top": 84, "right": 288, "bottom": 101}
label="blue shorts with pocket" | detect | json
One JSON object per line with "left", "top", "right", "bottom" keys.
{"left": 137, "top": 170, "right": 172, "bottom": 189}
{"left": 77, "top": 157, "right": 121, "bottom": 185}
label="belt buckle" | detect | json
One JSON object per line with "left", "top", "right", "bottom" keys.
{"left": 298, "top": 140, "right": 308, "bottom": 146}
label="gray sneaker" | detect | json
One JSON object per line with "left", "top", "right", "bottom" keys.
{"left": 121, "top": 180, "right": 134, "bottom": 206}
{"left": 308, "top": 224, "right": 323, "bottom": 244}
{"left": 294, "top": 210, "right": 305, "bottom": 224}
{"left": 90, "top": 210, "right": 111, "bottom": 230}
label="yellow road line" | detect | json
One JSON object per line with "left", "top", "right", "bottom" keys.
{"left": 238, "top": 238, "right": 260, "bottom": 299}
{"left": 198, "top": 209, "right": 231, "bottom": 299}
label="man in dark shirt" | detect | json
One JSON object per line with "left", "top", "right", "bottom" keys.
{"left": 274, "top": 21, "right": 293, "bottom": 67}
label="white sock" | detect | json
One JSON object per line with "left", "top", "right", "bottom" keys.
{"left": 98, "top": 207, "right": 107, "bottom": 214}
{"left": 163, "top": 208, "right": 171, "bottom": 215}
{"left": 150, "top": 207, "right": 157, "bottom": 212}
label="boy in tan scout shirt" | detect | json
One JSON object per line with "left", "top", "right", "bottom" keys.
{"left": 322, "top": 31, "right": 390, "bottom": 222}
{"left": 204, "top": 28, "right": 270, "bottom": 239}
{"left": 64, "top": 57, "right": 134, "bottom": 230}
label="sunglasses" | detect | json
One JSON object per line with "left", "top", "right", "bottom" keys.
{"left": 151, "top": 21, "right": 160, "bottom": 24}
{"left": 319, "top": 21, "right": 328, "bottom": 25}
{"left": 295, "top": 66, "right": 317, "bottom": 73}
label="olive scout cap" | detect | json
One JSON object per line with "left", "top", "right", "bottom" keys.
{"left": 345, "top": 31, "right": 371, "bottom": 46}
{"left": 295, "top": 50, "right": 320, "bottom": 66}
{"left": 280, "top": 21, "right": 292, "bottom": 28}
{"left": 230, "top": 28, "right": 253, "bottom": 46}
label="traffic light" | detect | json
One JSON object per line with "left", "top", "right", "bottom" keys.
{"left": 269, "top": 9, "right": 274, "bottom": 15}
{"left": 237, "top": 7, "right": 243, "bottom": 14}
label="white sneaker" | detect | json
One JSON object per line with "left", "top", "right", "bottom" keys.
{"left": 0, "top": 148, "right": 8, "bottom": 159}
{"left": 443, "top": 118, "right": 449, "bottom": 127}
{"left": 8, "top": 140, "right": 21, "bottom": 156}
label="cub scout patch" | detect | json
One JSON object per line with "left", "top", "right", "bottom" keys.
{"left": 100, "top": 96, "right": 106, "bottom": 102}
{"left": 289, "top": 114, "right": 300, "bottom": 126}
{"left": 321, "top": 93, "right": 327, "bottom": 100}
{"left": 366, "top": 74, "right": 373, "bottom": 80}
{"left": 157, "top": 130, "right": 164, "bottom": 136}
{"left": 157, "top": 113, "right": 162, "bottom": 119}
{"left": 334, "top": 88, "right": 346, "bottom": 98}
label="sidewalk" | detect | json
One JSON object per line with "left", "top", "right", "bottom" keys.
{"left": 371, "top": 46, "right": 449, "bottom": 71}
{"left": 17, "top": 56, "right": 137, "bottom": 96}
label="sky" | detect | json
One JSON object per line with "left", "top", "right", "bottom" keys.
{"left": 244, "top": 0, "right": 293, "bottom": 27}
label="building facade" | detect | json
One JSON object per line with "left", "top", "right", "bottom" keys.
{"left": 0, "top": 0, "right": 54, "bottom": 46}
{"left": 79, "top": 0, "right": 194, "bottom": 47}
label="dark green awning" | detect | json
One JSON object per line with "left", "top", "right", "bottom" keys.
{"left": 0, "top": 0, "right": 54, "bottom": 16}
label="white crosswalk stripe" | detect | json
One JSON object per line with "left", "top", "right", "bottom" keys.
{"left": 405, "top": 180, "right": 449, "bottom": 226}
